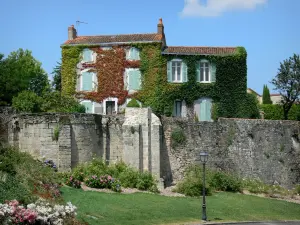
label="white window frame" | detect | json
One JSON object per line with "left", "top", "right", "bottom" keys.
{"left": 103, "top": 97, "right": 118, "bottom": 115}
{"left": 81, "top": 100, "right": 94, "bottom": 114}
{"left": 199, "top": 60, "right": 211, "bottom": 83}
{"left": 82, "top": 49, "right": 95, "bottom": 63}
{"left": 171, "top": 59, "right": 183, "bottom": 83}
{"left": 80, "top": 69, "right": 97, "bottom": 92}
{"left": 126, "top": 47, "right": 140, "bottom": 61}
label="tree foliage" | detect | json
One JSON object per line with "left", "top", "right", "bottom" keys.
{"left": 52, "top": 61, "right": 62, "bottom": 92}
{"left": 12, "top": 90, "right": 42, "bottom": 113}
{"left": 0, "top": 49, "right": 50, "bottom": 105}
{"left": 271, "top": 54, "right": 300, "bottom": 119}
{"left": 262, "top": 84, "right": 272, "bottom": 104}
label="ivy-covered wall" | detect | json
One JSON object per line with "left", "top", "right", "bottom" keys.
{"left": 61, "top": 43, "right": 247, "bottom": 118}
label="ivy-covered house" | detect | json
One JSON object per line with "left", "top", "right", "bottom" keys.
{"left": 61, "top": 19, "right": 247, "bottom": 121}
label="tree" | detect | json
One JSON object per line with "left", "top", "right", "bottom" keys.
{"left": 51, "top": 61, "right": 61, "bottom": 92}
{"left": 271, "top": 54, "right": 300, "bottom": 119}
{"left": 262, "top": 84, "right": 272, "bottom": 104}
{"left": 0, "top": 49, "right": 49, "bottom": 105}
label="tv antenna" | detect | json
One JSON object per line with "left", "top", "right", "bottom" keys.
{"left": 76, "top": 20, "right": 88, "bottom": 33}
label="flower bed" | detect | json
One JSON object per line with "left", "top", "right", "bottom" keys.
{"left": 85, "top": 175, "right": 121, "bottom": 192}
{"left": 0, "top": 199, "right": 77, "bottom": 224}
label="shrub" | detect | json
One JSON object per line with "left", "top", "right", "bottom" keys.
{"left": 171, "top": 127, "right": 186, "bottom": 147}
{"left": 237, "top": 93, "right": 260, "bottom": 119}
{"left": 259, "top": 104, "right": 300, "bottom": 121}
{"left": 242, "top": 179, "right": 269, "bottom": 194}
{"left": 119, "top": 168, "right": 140, "bottom": 188}
{"left": 12, "top": 90, "right": 42, "bottom": 113}
{"left": 127, "top": 98, "right": 140, "bottom": 108}
{"left": 209, "top": 171, "right": 242, "bottom": 192}
{"left": 85, "top": 174, "right": 121, "bottom": 192}
{"left": 294, "top": 185, "right": 300, "bottom": 194}
{"left": 136, "top": 171, "right": 156, "bottom": 191}
{"left": 41, "top": 91, "right": 85, "bottom": 113}
{"left": 65, "top": 176, "right": 81, "bottom": 189}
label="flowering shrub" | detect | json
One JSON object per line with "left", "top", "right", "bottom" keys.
{"left": 33, "top": 182, "right": 61, "bottom": 201}
{"left": 0, "top": 199, "right": 77, "bottom": 225}
{"left": 43, "top": 159, "right": 58, "bottom": 172}
{"left": 65, "top": 176, "right": 81, "bottom": 189}
{"left": 85, "top": 174, "right": 121, "bottom": 192}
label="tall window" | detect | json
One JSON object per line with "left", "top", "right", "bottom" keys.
{"left": 200, "top": 62, "right": 210, "bottom": 82}
{"left": 172, "top": 61, "right": 182, "bottom": 82}
{"left": 175, "top": 100, "right": 182, "bottom": 117}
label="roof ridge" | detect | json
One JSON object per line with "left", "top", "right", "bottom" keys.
{"left": 76, "top": 33, "right": 158, "bottom": 38}
{"left": 166, "top": 46, "right": 236, "bottom": 48}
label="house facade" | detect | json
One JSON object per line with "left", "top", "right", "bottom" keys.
{"left": 61, "top": 19, "right": 247, "bottom": 121}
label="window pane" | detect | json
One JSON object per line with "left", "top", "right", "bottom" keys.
{"left": 176, "top": 101, "right": 182, "bottom": 117}
{"left": 177, "top": 63, "right": 181, "bottom": 81}
{"left": 200, "top": 68, "right": 204, "bottom": 81}
{"left": 172, "top": 65, "right": 176, "bottom": 81}
{"left": 205, "top": 67, "right": 209, "bottom": 81}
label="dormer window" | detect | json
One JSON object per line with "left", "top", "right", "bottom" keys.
{"left": 126, "top": 47, "right": 140, "bottom": 60}
{"left": 82, "top": 49, "right": 94, "bottom": 62}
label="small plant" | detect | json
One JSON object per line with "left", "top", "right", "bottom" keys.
{"left": 136, "top": 171, "right": 156, "bottom": 191}
{"left": 294, "top": 185, "right": 300, "bottom": 195}
{"left": 127, "top": 98, "right": 140, "bottom": 108}
{"left": 194, "top": 113, "right": 199, "bottom": 122}
{"left": 171, "top": 127, "right": 186, "bottom": 147}
{"left": 210, "top": 171, "right": 242, "bottom": 192}
{"left": 85, "top": 174, "right": 120, "bottom": 192}
{"left": 52, "top": 124, "right": 60, "bottom": 141}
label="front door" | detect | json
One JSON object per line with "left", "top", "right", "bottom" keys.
{"left": 106, "top": 101, "right": 115, "bottom": 115}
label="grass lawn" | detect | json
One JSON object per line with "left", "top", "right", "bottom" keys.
{"left": 61, "top": 186, "right": 300, "bottom": 225}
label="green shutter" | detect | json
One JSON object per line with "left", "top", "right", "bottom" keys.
{"left": 128, "top": 70, "right": 141, "bottom": 90}
{"left": 81, "top": 101, "right": 93, "bottom": 113}
{"left": 82, "top": 72, "right": 93, "bottom": 91}
{"left": 200, "top": 100, "right": 206, "bottom": 121}
{"left": 182, "top": 61, "right": 188, "bottom": 82}
{"left": 205, "top": 100, "right": 212, "bottom": 121}
{"left": 210, "top": 62, "right": 216, "bottom": 82}
{"left": 196, "top": 61, "right": 200, "bottom": 82}
{"left": 167, "top": 61, "right": 172, "bottom": 82}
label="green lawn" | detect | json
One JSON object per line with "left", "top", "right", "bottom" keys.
{"left": 61, "top": 186, "right": 300, "bottom": 225}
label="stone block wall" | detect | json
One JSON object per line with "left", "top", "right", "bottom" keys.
{"left": 161, "top": 117, "right": 300, "bottom": 188}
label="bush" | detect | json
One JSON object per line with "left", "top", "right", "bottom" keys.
{"left": 12, "top": 90, "right": 42, "bottom": 113}
{"left": 259, "top": 104, "right": 300, "bottom": 121}
{"left": 65, "top": 176, "right": 81, "bottom": 189}
{"left": 171, "top": 128, "right": 186, "bottom": 147}
{"left": 41, "top": 91, "right": 85, "bottom": 113}
{"left": 294, "top": 185, "right": 300, "bottom": 195}
{"left": 210, "top": 171, "right": 242, "bottom": 192}
{"left": 237, "top": 93, "right": 260, "bottom": 119}
{"left": 136, "top": 171, "right": 156, "bottom": 191}
{"left": 127, "top": 98, "right": 140, "bottom": 108}
{"left": 119, "top": 168, "right": 140, "bottom": 188}
{"left": 85, "top": 174, "right": 121, "bottom": 192}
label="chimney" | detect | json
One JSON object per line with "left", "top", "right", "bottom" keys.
{"left": 157, "top": 18, "right": 164, "bottom": 35}
{"left": 68, "top": 25, "right": 77, "bottom": 40}
{"left": 157, "top": 18, "right": 167, "bottom": 50}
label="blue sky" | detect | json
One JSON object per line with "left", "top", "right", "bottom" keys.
{"left": 0, "top": 0, "right": 299, "bottom": 94}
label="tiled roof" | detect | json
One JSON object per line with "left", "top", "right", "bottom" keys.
{"left": 162, "top": 46, "right": 236, "bottom": 55}
{"left": 63, "top": 33, "right": 163, "bottom": 45}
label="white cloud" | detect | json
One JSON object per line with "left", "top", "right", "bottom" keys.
{"left": 181, "top": 0, "right": 267, "bottom": 17}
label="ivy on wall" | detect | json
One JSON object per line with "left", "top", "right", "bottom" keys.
{"left": 61, "top": 43, "right": 247, "bottom": 118}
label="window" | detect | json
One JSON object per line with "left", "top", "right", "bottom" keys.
{"left": 125, "top": 69, "right": 141, "bottom": 91}
{"left": 167, "top": 60, "right": 188, "bottom": 83}
{"left": 81, "top": 71, "right": 96, "bottom": 91}
{"left": 82, "top": 49, "right": 94, "bottom": 62}
{"left": 126, "top": 47, "right": 140, "bottom": 60}
{"left": 174, "top": 100, "right": 182, "bottom": 117}
{"left": 200, "top": 62, "right": 210, "bottom": 82}
{"left": 197, "top": 61, "right": 216, "bottom": 83}
{"left": 172, "top": 61, "right": 182, "bottom": 82}
{"left": 81, "top": 101, "right": 94, "bottom": 113}
{"left": 194, "top": 98, "right": 212, "bottom": 121}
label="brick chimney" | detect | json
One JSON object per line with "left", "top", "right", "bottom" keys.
{"left": 68, "top": 25, "right": 77, "bottom": 40}
{"left": 157, "top": 18, "right": 166, "bottom": 49}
